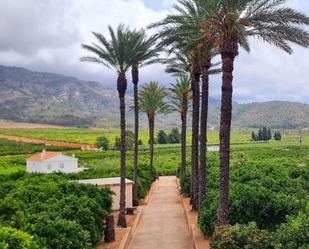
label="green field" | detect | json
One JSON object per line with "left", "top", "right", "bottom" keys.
{"left": 0, "top": 133, "right": 308, "bottom": 176}
{"left": 0, "top": 127, "right": 308, "bottom": 146}
{"left": 0, "top": 128, "right": 252, "bottom": 145}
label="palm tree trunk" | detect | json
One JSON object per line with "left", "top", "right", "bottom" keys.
{"left": 148, "top": 115, "right": 155, "bottom": 179}
{"left": 181, "top": 100, "right": 188, "bottom": 176}
{"left": 199, "top": 57, "right": 210, "bottom": 209}
{"left": 132, "top": 64, "right": 139, "bottom": 206}
{"left": 217, "top": 38, "right": 238, "bottom": 226}
{"left": 117, "top": 73, "right": 127, "bottom": 228}
{"left": 191, "top": 63, "right": 201, "bottom": 211}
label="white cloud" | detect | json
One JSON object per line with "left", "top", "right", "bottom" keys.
{"left": 0, "top": 0, "right": 308, "bottom": 103}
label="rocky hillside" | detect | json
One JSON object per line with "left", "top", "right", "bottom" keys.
{"left": 0, "top": 65, "right": 121, "bottom": 127}
{"left": 0, "top": 65, "right": 308, "bottom": 129}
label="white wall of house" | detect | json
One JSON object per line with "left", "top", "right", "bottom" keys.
{"left": 27, "top": 155, "right": 79, "bottom": 173}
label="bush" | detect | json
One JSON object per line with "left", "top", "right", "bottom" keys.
{"left": 180, "top": 173, "right": 191, "bottom": 195}
{"left": 199, "top": 190, "right": 219, "bottom": 235}
{"left": 0, "top": 175, "right": 113, "bottom": 248}
{"left": 157, "top": 130, "right": 168, "bottom": 144}
{"left": 274, "top": 131, "right": 282, "bottom": 141}
{"left": 199, "top": 149, "right": 308, "bottom": 236}
{"left": 211, "top": 223, "right": 275, "bottom": 249}
{"left": 114, "top": 131, "right": 134, "bottom": 150}
{"left": 168, "top": 128, "right": 181, "bottom": 144}
{"left": 276, "top": 208, "right": 309, "bottom": 249}
{"left": 0, "top": 227, "right": 39, "bottom": 249}
{"left": 200, "top": 182, "right": 299, "bottom": 236}
{"left": 95, "top": 136, "right": 109, "bottom": 150}
{"left": 229, "top": 183, "right": 294, "bottom": 230}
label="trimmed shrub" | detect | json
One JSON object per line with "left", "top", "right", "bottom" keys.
{"left": 211, "top": 222, "right": 275, "bottom": 249}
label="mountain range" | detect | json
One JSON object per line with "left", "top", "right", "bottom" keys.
{"left": 0, "top": 65, "right": 308, "bottom": 129}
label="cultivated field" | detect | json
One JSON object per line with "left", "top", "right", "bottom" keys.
{"left": 0, "top": 127, "right": 294, "bottom": 145}
{"left": 0, "top": 129, "right": 308, "bottom": 248}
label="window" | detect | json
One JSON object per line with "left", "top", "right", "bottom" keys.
{"left": 47, "top": 164, "right": 52, "bottom": 170}
{"left": 60, "top": 163, "right": 64, "bottom": 169}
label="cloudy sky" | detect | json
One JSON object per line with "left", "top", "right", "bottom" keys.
{"left": 0, "top": 0, "right": 308, "bottom": 103}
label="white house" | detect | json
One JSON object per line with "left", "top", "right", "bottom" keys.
{"left": 76, "top": 177, "right": 134, "bottom": 210}
{"left": 26, "top": 150, "right": 82, "bottom": 173}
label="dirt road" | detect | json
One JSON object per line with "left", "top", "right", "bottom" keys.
{"left": 0, "top": 134, "right": 96, "bottom": 149}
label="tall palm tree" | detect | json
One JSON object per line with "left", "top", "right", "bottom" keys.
{"left": 149, "top": 0, "right": 218, "bottom": 211}
{"left": 166, "top": 47, "right": 221, "bottom": 209}
{"left": 81, "top": 25, "right": 134, "bottom": 228}
{"left": 196, "top": 0, "right": 309, "bottom": 225}
{"left": 128, "top": 30, "right": 161, "bottom": 206}
{"left": 163, "top": 48, "right": 201, "bottom": 210}
{"left": 169, "top": 75, "right": 192, "bottom": 175}
{"left": 198, "top": 53, "right": 221, "bottom": 209}
{"left": 139, "top": 81, "right": 169, "bottom": 178}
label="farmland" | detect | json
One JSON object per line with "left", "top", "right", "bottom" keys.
{"left": 0, "top": 127, "right": 252, "bottom": 145}
{"left": 0, "top": 129, "right": 308, "bottom": 176}
{"left": 0, "top": 130, "right": 308, "bottom": 248}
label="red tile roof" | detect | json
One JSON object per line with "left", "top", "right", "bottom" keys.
{"left": 27, "top": 151, "right": 60, "bottom": 161}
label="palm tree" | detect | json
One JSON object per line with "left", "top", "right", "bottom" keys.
{"left": 127, "top": 30, "right": 160, "bottom": 206}
{"left": 81, "top": 25, "right": 134, "bottom": 228}
{"left": 196, "top": 0, "right": 309, "bottom": 225}
{"left": 169, "top": 75, "right": 192, "bottom": 175}
{"left": 198, "top": 54, "right": 221, "bottom": 209}
{"left": 163, "top": 48, "right": 200, "bottom": 210}
{"left": 149, "top": 0, "right": 218, "bottom": 211}
{"left": 166, "top": 48, "right": 221, "bottom": 209}
{"left": 164, "top": 50, "right": 192, "bottom": 77}
{"left": 139, "top": 81, "right": 169, "bottom": 178}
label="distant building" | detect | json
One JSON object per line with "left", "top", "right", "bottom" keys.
{"left": 26, "top": 150, "right": 82, "bottom": 173}
{"left": 76, "top": 177, "right": 134, "bottom": 210}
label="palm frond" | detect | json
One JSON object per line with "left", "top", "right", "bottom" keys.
{"left": 81, "top": 24, "right": 133, "bottom": 74}
{"left": 139, "top": 81, "right": 170, "bottom": 116}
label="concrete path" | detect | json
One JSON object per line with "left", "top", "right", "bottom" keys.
{"left": 128, "top": 176, "right": 193, "bottom": 249}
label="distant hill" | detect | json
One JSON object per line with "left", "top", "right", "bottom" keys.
{"left": 0, "top": 65, "right": 121, "bottom": 127}
{"left": 232, "top": 101, "right": 309, "bottom": 129}
{"left": 0, "top": 65, "right": 308, "bottom": 129}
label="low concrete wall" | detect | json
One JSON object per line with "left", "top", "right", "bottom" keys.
{"left": 103, "top": 183, "right": 133, "bottom": 210}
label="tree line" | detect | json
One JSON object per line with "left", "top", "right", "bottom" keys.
{"left": 251, "top": 127, "right": 282, "bottom": 141}
{"left": 96, "top": 128, "right": 181, "bottom": 150}
{"left": 80, "top": 0, "right": 309, "bottom": 241}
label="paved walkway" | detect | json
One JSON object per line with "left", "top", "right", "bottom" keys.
{"left": 128, "top": 176, "right": 193, "bottom": 249}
